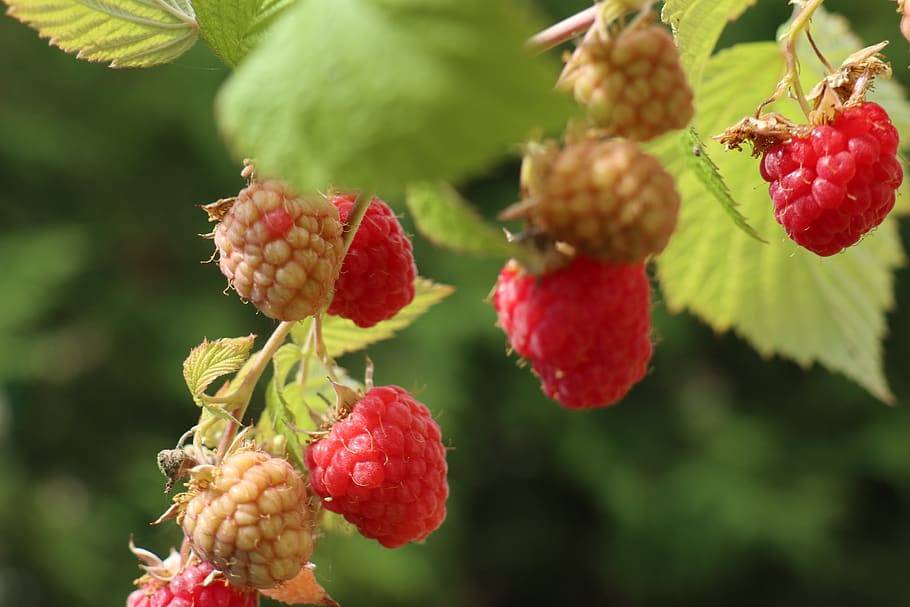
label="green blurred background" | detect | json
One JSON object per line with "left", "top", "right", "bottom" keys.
{"left": 2, "top": 1, "right": 910, "bottom": 605}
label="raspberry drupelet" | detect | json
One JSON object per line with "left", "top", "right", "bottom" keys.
{"left": 305, "top": 386, "right": 448, "bottom": 548}
{"left": 760, "top": 102, "right": 903, "bottom": 256}
{"left": 328, "top": 194, "right": 417, "bottom": 328}
{"left": 492, "top": 256, "right": 652, "bottom": 409}
{"left": 127, "top": 562, "right": 257, "bottom": 607}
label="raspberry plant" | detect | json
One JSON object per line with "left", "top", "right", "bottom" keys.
{"left": 4, "top": 0, "right": 910, "bottom": 604}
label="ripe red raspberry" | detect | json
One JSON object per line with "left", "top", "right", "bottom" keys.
{"left": 213, "top": 181, "right": 345, "bottom": 320}
{"left": 560, "top": 19, "right": 694, "bottom": 141}
{"left": 305, "top": 386, "right": 448, "bottom": 548}
{"left": 760, "top": 102, "right": 903, "bottom": 256}
{"left": 327, "top": 194, "right": 417, "bottom": 328}
{"left": 181, "top": 450, "right": 314, "bottom": 589}
{"left": 127, "top": 562, "right": 256, "bottom": 607}
{"left": 492, "top": 256, "right": 652, "bottom": 409}
{"left": 517, "top": 139, "right": 680, "bottom": 262}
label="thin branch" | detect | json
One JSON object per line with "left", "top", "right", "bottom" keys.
{"left": 214, "top": 321, "right": 295, "bottom": 461}
{"left": 527, "top": 6, "right": 598, "bottom": 54}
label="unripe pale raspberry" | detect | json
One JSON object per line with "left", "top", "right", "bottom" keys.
{"left": 127, "top": 562, "right": 256, "bottom": 607}
{"left": 492, "top": 256, "right": 652, "bottom": 409}
{"left": 305, "top": 386, "right": 449, "bottom": 548}
{"left": 214, "top": 181, "right": 345, "bottom": 321}
{"left": 181, "top": 450, "right": 314, "bottom": 589}
{"left": 561, "top": 21, "right": 694, "bottom": 141}
{"left": 519, "top": 140, "right": 680, "bottom": 262}
{"left": 327, "top": 194, "right": 417, "bottom": 328}
{"left": 760, "top": 102, "right": 903, "bottom": 256}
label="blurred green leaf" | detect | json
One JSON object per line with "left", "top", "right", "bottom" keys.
{"left": 217, "top": 0, "right": 571, "bottom": 195}
{"left": 676, "top": 129, "right": 766, "bottom": 243}
{"left": 292, "top": 278, "right": 454, "bottom": 359}
{"left": 182, "top": 335, "right": 255, "bottom": 398}
{"left": 405, "top": 182, "right": 521, "bottom": 259}
{"left": 192, "top": 0, "right": 295, "bottom": 67}
{"left": 4, "top": 0, "right": 199, "bottom": 68}
{"left": 0, "top": 227, "right": 87, "bottom": 332}
{"left": 655, "top": 41, "right": 904, "bottom": 402}
{"left": 661, "top": 0, "right": 756, "bottom": 87}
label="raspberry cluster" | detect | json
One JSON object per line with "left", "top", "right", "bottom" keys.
{"left": 181, "top": 450, "right": 313, "bottom": 589}
{"left": 127, "top": 562, "right": 256, "bottom": 607}
{"left": 561, "top": 20, "right": 694, "bottom": 141}
{"left": 328, "top": 194, "right": 417, "bottom": 328}
{"left": 305, "top": 386, "right": 449, "bottom": 548}
{"left": 493, "top": 256, "right": 652, "bottom": 409}
{"left": 760, "top": 102, "right": 903, "bottom": 256}
{"left": 214, "top": 181, "right": 345, "bottom": 321}
{"left": 520, "top": 139, "right": 680, "bottom": 262}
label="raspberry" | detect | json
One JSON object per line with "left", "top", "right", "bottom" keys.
{"left": 213, "top": 181, "right": 345, "bottom": 320}
{"left": 181, "top": 450, "right": 314, "bottom": 589}
{"left": 518, "top": 139, "right": 680, "bottom": 262}
{"left": 305, "top": 386, "right": 448, "bottom": 548}
{"left": 127, "top": 562, "right": 256, "bottom": 607}
{"left": 760, "top": 102, "right": 903, "bottom": 256}
{"left": 327, "top": 194, "right": 417, "bottom": 328}
{"left": 561, "top": 20, "right": 694, "bottom": 141}
{"left": 492, "top": 256, "right": 652, "bottom": 409}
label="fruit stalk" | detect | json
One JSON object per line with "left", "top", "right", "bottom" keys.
{"left": 526, "top": 6, "right": 597, "bottom": 53}
{"left": 214, "top": 320, "right": 295, "bottom": 460}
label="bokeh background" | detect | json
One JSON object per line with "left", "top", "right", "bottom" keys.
{"left": 2, "top": 1, "right": 910, "bottom": 605}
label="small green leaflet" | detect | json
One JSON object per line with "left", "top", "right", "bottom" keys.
{"left": 183, "top": 335, "right": 255, "bottom": 399}
{"left": 292, "top": 278, "right": 454, "bottom": 359}
{"left": 661, "top": 0, "right": 756, "bottom": 88}
{"left": 191, "top": 0, "right": 295, "bottom": 67}
{"left": 4, "top": 0, "right": 199, "bottom": 68}
{"left": 405, "top": 182, "right": 522, "bottom": 260}
{"left": 217, "top": 0, "right": 571, "bottom": 195}
{"left": 679, "top": 129, "right": 765, "bottom": 243}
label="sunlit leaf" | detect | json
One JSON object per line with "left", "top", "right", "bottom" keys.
{"left": 192, "top": 0, "right": 295, "bottom": 67}
{"left": 4, "top": 0, "right": 199, "bottom": 68}
{"left": 183, "top": 335, "right": 255, "bottom": 398}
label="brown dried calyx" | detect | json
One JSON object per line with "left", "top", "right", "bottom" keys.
{"left": 715, "top": 42, "right": 891, "bottom": 156}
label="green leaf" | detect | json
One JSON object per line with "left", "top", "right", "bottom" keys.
{"left": 263, "top": 349, "right": 307, "bottom": 469}
{"left": 789, "top": 7, "right": 910, "bottom": 214}
{"left": 661, "top": 0, "right": 756, "bottom": 88}
{"left": 183, "top": 335, "right": 256, "bottom": 398}
{"left": 4, "top": 0, "right": 199, "bottom": 68}
{"left": 192, "top": 0, "right": 295, "bottom": 67}
{"left": 293, "top": 278, "right": 454, "bottom": 359}
{"left": 405, "top": 182, "right": 522, "bottom": 259}
{"left": 677, "top": 129, "right": 765, "bottom": 243}
{"left": 217, "top": 0, "right": 570, "bottom": 196}
{"left": 654, "top": 42, "right": 904, "bottom": 403}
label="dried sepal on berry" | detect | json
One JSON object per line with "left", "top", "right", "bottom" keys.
{"left": 178, "top": 449, "right": 314, "bottom": 589}
{"left": 716, "top": 41, "right": 902, "bottom": 256}
{"left": 261, "top": 564, "right": 339, "bottom": 607}
{"left": 559, "top": 9, "right": 694, "bottom": 141}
